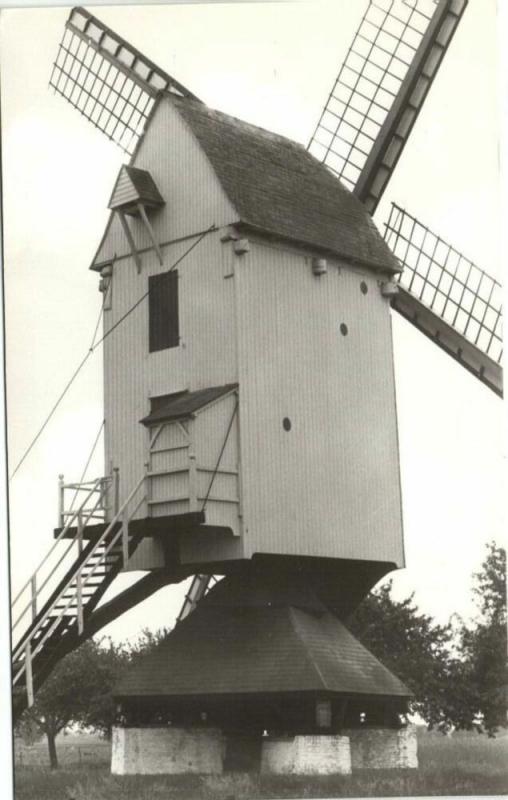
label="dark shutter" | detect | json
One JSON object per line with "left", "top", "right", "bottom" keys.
{"left": 149, "top": 271, "right": 179, "bottom": 352}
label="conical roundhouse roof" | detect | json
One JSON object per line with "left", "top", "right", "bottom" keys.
{"left": 115, "top": 575, "right": 410, "bottom": 700}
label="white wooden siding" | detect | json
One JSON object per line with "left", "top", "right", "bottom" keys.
{"left": 100, "top": 97, "right": 240, "bottom": 570}
{"left": 93, "top": 97, "right": 238, "bottom": 267}
{"left": 235, "top": 238, "right": 404, "bottom": 567}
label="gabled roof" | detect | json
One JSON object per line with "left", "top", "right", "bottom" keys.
{"left": 140, "top": 383, "right": 237, "bottom": 426}
{"left": 115, "top": 574, "right": 411, "bottom": 700}
{"left": 172, "top": 97, "right": 400, "bottom": 275}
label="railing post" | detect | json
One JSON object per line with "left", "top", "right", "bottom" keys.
{"left": 77, "top": 511, "right": 84, "bottom": 555}
{"left": 30, "top": 575, "right": 37, "bottom": 623}
{"left": 113, "top": 468, "right": 120, "bottom": 517}
{"left": 58, "top": 474, "right": 65, "bottom": 527}
{"left": 144, "top": 461, "right": 151, "bottom": 518}
{"left": 99, "top": 477, "right": 107, "bottom": 517}
{"left": 25, "top": 642, "right": 34, "bottom": 708}
{"left": 189, "top": 452, "right": 198, "bottom": 512}
{"left": 76, "top": 570, "right": 84, "bottom": 635}
{"left": 187, "top": 424, "right": 198, "bottom": 512}
{"left": 122, "top": 511, "right": 129, "bottom": 566}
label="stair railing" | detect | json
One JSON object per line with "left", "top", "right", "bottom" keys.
{"left": 12, "top": 468, "right": 148, "bottom": 705}
{"left": 58, "top": 475, "right": 111, "bottom": 528}
{"left": 11, "top": 477, "right": 108, "bottom": 640}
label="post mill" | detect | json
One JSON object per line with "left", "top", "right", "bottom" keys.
{"left": 10, "top": 0, "right": 502, "bottom": 776}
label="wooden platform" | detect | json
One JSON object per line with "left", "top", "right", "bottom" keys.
{"left": 54, "top": 511, "right": 206, "bottom": 540}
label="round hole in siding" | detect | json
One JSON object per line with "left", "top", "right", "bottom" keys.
{"left": 360, "top": 281, "right": 368, "bottom": 295}
{"left": 283, "top": 417, "right": 292, "bottom": 432}
{"left": 340, "top": 323, "right": 348, "bottom": 336}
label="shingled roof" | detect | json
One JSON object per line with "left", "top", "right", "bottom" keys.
{"left": 115, "top": 574, "right": 410, "bottom": 700}
{"left": 172, "top": 96, "right": 400, "bottom": 275}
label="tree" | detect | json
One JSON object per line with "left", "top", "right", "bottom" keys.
{"left": 348, "top": 580, "right": 458, "bottom": 731}
{"left": 127, "top": 626, "right": 171, "bottom": 665}
{"left": 348, "top": 542, "right": 507, "bottom": 736}
{"left": 16, "top": 638, "right": 127, "bottom": 768}
{"left": 453, "top": 542, "right": 507, "bottom": 735}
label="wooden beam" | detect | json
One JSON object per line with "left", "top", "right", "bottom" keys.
{"left": 54, "top": 511, "right": 206, "bottom": 540}
{"left": 25, "top": 643, "right": 34, "bottom": 708}
{"left": 137, "top": 203, "right": 164, "bottom": 265}
{"left": 117, "top": 211, "right": 142, "bottom": 272}
{"left": 82, "top": 569, "right": 189, "bottom": 640}
{"left": 392, "top": 287, "right": 503, "bottom": 398}
{"left": 354, "top": 0, "right": 468, "bottom": 214}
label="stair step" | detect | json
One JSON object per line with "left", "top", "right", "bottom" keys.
{"left": 54, "top": 596, "right": 93, "bottom": 605}
{"left": 61, "top": 591, "right": 95, "bottom": 598}
{"left": 87, "top": 554, "right": 118, "bottom": 561}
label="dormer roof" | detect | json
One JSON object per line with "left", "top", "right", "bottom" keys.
{"left": 108, "top": 165, "right": 165, "bottom": 216}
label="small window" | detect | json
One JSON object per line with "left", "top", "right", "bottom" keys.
{"left": 149, "top": 270, "right": 179, "bottom": 352}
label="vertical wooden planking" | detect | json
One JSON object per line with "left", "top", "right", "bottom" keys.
{"left": 194, "top": 393, "right": 241, "bottom": 539}
{"left": 100, "top": 96, "right": 240, "bottom": 527}
{"left": 236, "top": 239, "right": 403, "bottom": 566}
{"left": 93, "top": 98, "right": 238, "bottom": 266}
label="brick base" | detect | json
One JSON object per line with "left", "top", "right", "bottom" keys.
{"left": 260, "top": 735, "right": 352, "bottom": 775}
{"left": 343, "top": 725, "right": 418, "bottom": 769}
{"left": 111, "top": 726, "right": 225, "bottom": 775}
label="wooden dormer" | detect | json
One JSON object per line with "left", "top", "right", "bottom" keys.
{"left": 109, "top": 165, "right": 165, "bottom": 271}
{"left": 108, "top": 165, "right": 165, "bottom": 217}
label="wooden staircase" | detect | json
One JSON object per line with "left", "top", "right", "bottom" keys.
{"left": 11, "top": 472, "right": 147, "bottom": 723}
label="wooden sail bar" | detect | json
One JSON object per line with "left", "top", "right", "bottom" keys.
{"left": 385, "top": 204, "right": 503, "bottom": 397}
{"left": 176, "top": 574, "right": 218, "bottom": 624}
{"left": 49, "top": 6, "right": 200, "bottom": 155}
{"left": 354, "top": 0, "right": 467, "bottom": 214}
{"left": 308, "top": 0, "right": 439, "bottom": 190}
{"left": 307, "top": 0, "right": 467, "bottom": 214}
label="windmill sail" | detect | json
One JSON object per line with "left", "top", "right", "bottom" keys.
{"left": 49, "top": 6, "right": 200, "bottom": 155}
{"left": 385, "top": 204, "right": 503, "bottom": 396}
{"left": 308, "top": 0, "right": 467, "bottom": 214}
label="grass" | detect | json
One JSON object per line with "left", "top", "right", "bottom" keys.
{"left": 13, "top": 728, "right": 508, "bottom": 799}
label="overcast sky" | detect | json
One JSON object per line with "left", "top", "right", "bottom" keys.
{"left": 0, "top": 0, "right": 506, "bottom": 668}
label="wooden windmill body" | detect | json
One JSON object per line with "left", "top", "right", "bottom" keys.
{"left": 10, "top": 0, "right": 503, "bottom": 776}
{"left": 95, "top": 94, "right": 404, "bottom": 580}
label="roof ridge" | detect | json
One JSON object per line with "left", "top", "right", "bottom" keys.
{"left": 170, "top": 95, "right": 308, "bottom": 154}
{"left": 169, "top": 95, "right": 400, "bottom": 275}
{"left": 288, "top": 606, "right": 330, "bottom": 692}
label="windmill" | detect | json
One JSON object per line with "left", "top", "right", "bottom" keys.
{"left": 8, "top": 0, "right": 502, "bottom": 776}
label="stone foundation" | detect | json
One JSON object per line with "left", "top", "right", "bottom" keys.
{"left": 111, "top": 726, "right": 225, "bottom": 775}
{"left": 111, "top": 725, "right": 418, "bottom": 775}
{"left": 343, "top": 725, "right": 418, "bottom": 770}
{"left": 260, "top": 735, "right": 352, "bottom": 775}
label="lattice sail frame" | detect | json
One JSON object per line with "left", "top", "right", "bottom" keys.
{"left": 308, "top": 0, "right": 438, "bottom": 191}
{"left": 385, "top": 204, "right": 503, "bottom": 365}
{"left": 50, "top": 6, "right": 199, "bottom": 155}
